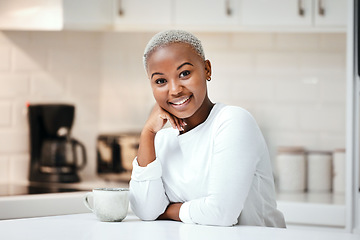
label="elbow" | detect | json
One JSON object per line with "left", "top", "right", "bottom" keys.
{"left": 195, "top": 202, "right": 240, "bottom": 227}
{"left": 130, "top": 201, "right": 162, "bottom": 221}
{"left": 217, "top": 219, "right": 237, "bottom": 227}
{"left": 134, "top": 209, "right": 160, "bottom": 221}
{"left": 129, "top": 194, "right": 166, "bottom": 221}
{"left": 207, "top": 216, "right": 237, "bottom": 227}
{"left": 216, "top": 205, "right": 241, "bottom": 226}
{"left": 197, "top": 216, "right": 236, "bottom": 227}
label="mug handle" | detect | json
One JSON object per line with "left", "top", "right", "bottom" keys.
{"left": 83, "top": 192, "right": 94, "bottom": 212}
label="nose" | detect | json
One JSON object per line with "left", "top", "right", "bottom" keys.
{"left": 168, "top": 79, "right": 182, "bottom": 96}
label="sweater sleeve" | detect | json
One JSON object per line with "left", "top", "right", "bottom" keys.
{"left": 129, "top": 158, "right": 169, "bottom": 220}
{"left": 179, "top": 108, "right": 264, "bottom": 226}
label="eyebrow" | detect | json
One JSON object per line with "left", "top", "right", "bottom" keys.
{"left": 177, "top": 62, "right": 193, "bottom": 70}
{"left": 151, "top": 72, "right": 163, "bottom": 79}
{"left": 151, "top": 62, "right": 194, "bottom": 79}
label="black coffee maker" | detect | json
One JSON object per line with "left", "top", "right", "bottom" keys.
{"left": 28, "top": 104, "right": 87, "bottom": 183}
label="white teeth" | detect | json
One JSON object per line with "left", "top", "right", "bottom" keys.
{"left": 172, "top": 96, "right": 190, "bottom": 105}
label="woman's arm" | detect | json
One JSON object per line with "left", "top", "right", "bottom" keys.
{"left": 130, "top": 104, "right": 185, "bottom": 220}
{"left": 178, "top": 109, "right": 264, "bottom": 226}
{"left": 137, "top": 104, "right": 184, "bottom": 167}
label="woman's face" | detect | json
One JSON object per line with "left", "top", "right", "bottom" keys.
{"left": 146, "top": 43, "right": 211, "bottom": 120}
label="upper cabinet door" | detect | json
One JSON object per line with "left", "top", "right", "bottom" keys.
{"left": 114, "top": 0, "right": 171, "bottom": 26}
{"left": 0, "top": 0, "right": 62, "bottom": 30}
{"left": 174, "top": 0, "right": 240, "bottom": 26}
{"left": 0, "top": 0, "right": 347, "bottom": 31}
{"left": 240, "top": 0, "right": 313, "bottom": 26}
{"left": 63, "top": 0, "right": 114, "bottom": 30}
{"left": 314, "top": 0, "right": 347, "bottom": 27}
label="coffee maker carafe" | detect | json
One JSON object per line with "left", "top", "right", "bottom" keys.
{"left": 28, "top": 104, "right": 87, "bottom": 183}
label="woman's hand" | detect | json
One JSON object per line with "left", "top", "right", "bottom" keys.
{"left": 137, "top": 103, "right": 185, "bottom": 167}
{"left": 144, "top": 103, "right": 186, "bottom": 134}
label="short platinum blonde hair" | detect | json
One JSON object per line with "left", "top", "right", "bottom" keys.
{"left": 143, "top": 30, "right": 205, "bottom": 70}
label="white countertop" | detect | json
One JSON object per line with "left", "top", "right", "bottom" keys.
{"left": 276, "top": 192, "right": 346, "bottom": 227}
{"left": 0, "top": 212, "right": 359, "bottom": 240}
{"left": 0, "top": 180, "right": 351, "bottom": 229}
{"left": 0, "top": 180, "right": 129, "bottom": 220}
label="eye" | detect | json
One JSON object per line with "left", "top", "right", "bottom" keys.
{"left": 155, "top": 78, "right": 167, "bottom": 85}
{"left": 179, "top": 70, "right": 190, "bottom": 78}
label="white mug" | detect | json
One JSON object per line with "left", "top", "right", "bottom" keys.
{"left": 83, "top": 188, "right": 129, "bottom": 222}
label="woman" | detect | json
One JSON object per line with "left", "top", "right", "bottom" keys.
{"left": 129, "top": 30, "right": 286, "bottom": 227}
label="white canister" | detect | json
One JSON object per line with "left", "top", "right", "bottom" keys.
{"left": 276, "top": 146, "right": 306, "bottom": 192}
{"left": 307, "top": 151, "right": 332, "bottom": 192}
{"left": 332, "top": 149, "right": 346, "bottom": 194}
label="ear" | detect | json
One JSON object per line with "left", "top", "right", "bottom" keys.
{"left": 204, "top": 60, "right": 212, "bottom": 80}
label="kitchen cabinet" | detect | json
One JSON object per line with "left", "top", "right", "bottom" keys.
{"left": 113, "top": 0, "right": 172, "bottom": 31}
{"left": 240, "top": 0, "right": 347, "bottom": 29}
{"left": 63, "top": 0, "right": 113, "bottom": 30}
{"left": 0, "top": 0, "right": 113, "bottom": 31}
{"left": 0, "top": 0, "right": 63, "bottom": 30}
{"left": 241, "top": 0, "right": 312, "bottom": 26}
{"left": 174, "top": 0, "right": 240, "bottom": 27}
{"left": 314, "top": 0, "right": 348, "bottom": 26}
{"left": 0, "top": 0, "right": 348, "bottom": 32}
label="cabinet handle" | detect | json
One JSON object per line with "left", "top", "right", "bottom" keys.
{"left": 298, "top": 0, "right": 305, "bottom": 16}
{"left": 318, "top": 0, "right": 325, "bottom": 16}
{"left": 226, "top": 0, "right": 232, "bottom": 16}
{"left": 118, "top": 0, "right": 124, "bottom": 16}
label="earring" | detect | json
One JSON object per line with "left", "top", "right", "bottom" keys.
{"left": 207, "top": 76, "right": 211, "bottom": 81}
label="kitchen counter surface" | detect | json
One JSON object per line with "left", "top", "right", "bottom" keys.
{"left": 0, "top": 180, "right": 129, "bottom": 220}
{"left": 0, "top": 212, "right": 359, "bottom": 240}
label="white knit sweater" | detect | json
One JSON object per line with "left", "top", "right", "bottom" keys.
{"left": 130, "top": 103, "right": 286, "bottom": 227}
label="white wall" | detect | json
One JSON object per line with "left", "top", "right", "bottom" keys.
{"left": 0, "top": 31, "right": 102, "bottom": 182}
{"left": 0, "top": 30, "right": 346, "bottom": 183}
{"left": 99, "top": 31, "right": 346, "bottom": 165}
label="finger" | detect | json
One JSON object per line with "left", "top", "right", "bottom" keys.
{"left": 179, "top": 119, "right": 187, "bottom": 127}
{"left": 167, "top": 115, "right": 178, "bottom": 130}
{"left": 173, "top": 116, "right": 184, "bottom": 131}
{"left": 158, "top": 108, "right": 184, "bottom": 131}
{"left": 170, "top": 115, "right": 185, "bottom": 131}
{"left": 159, "top": 113, "right": 175, "bottom": 129}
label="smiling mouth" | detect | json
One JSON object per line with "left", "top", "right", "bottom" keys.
{"left": 170, "top": 95, "right": 192, "bottom": 106}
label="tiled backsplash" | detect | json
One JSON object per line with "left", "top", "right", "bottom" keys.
{"left": 0, "top": 31, "right": 346, "bottom": 183}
